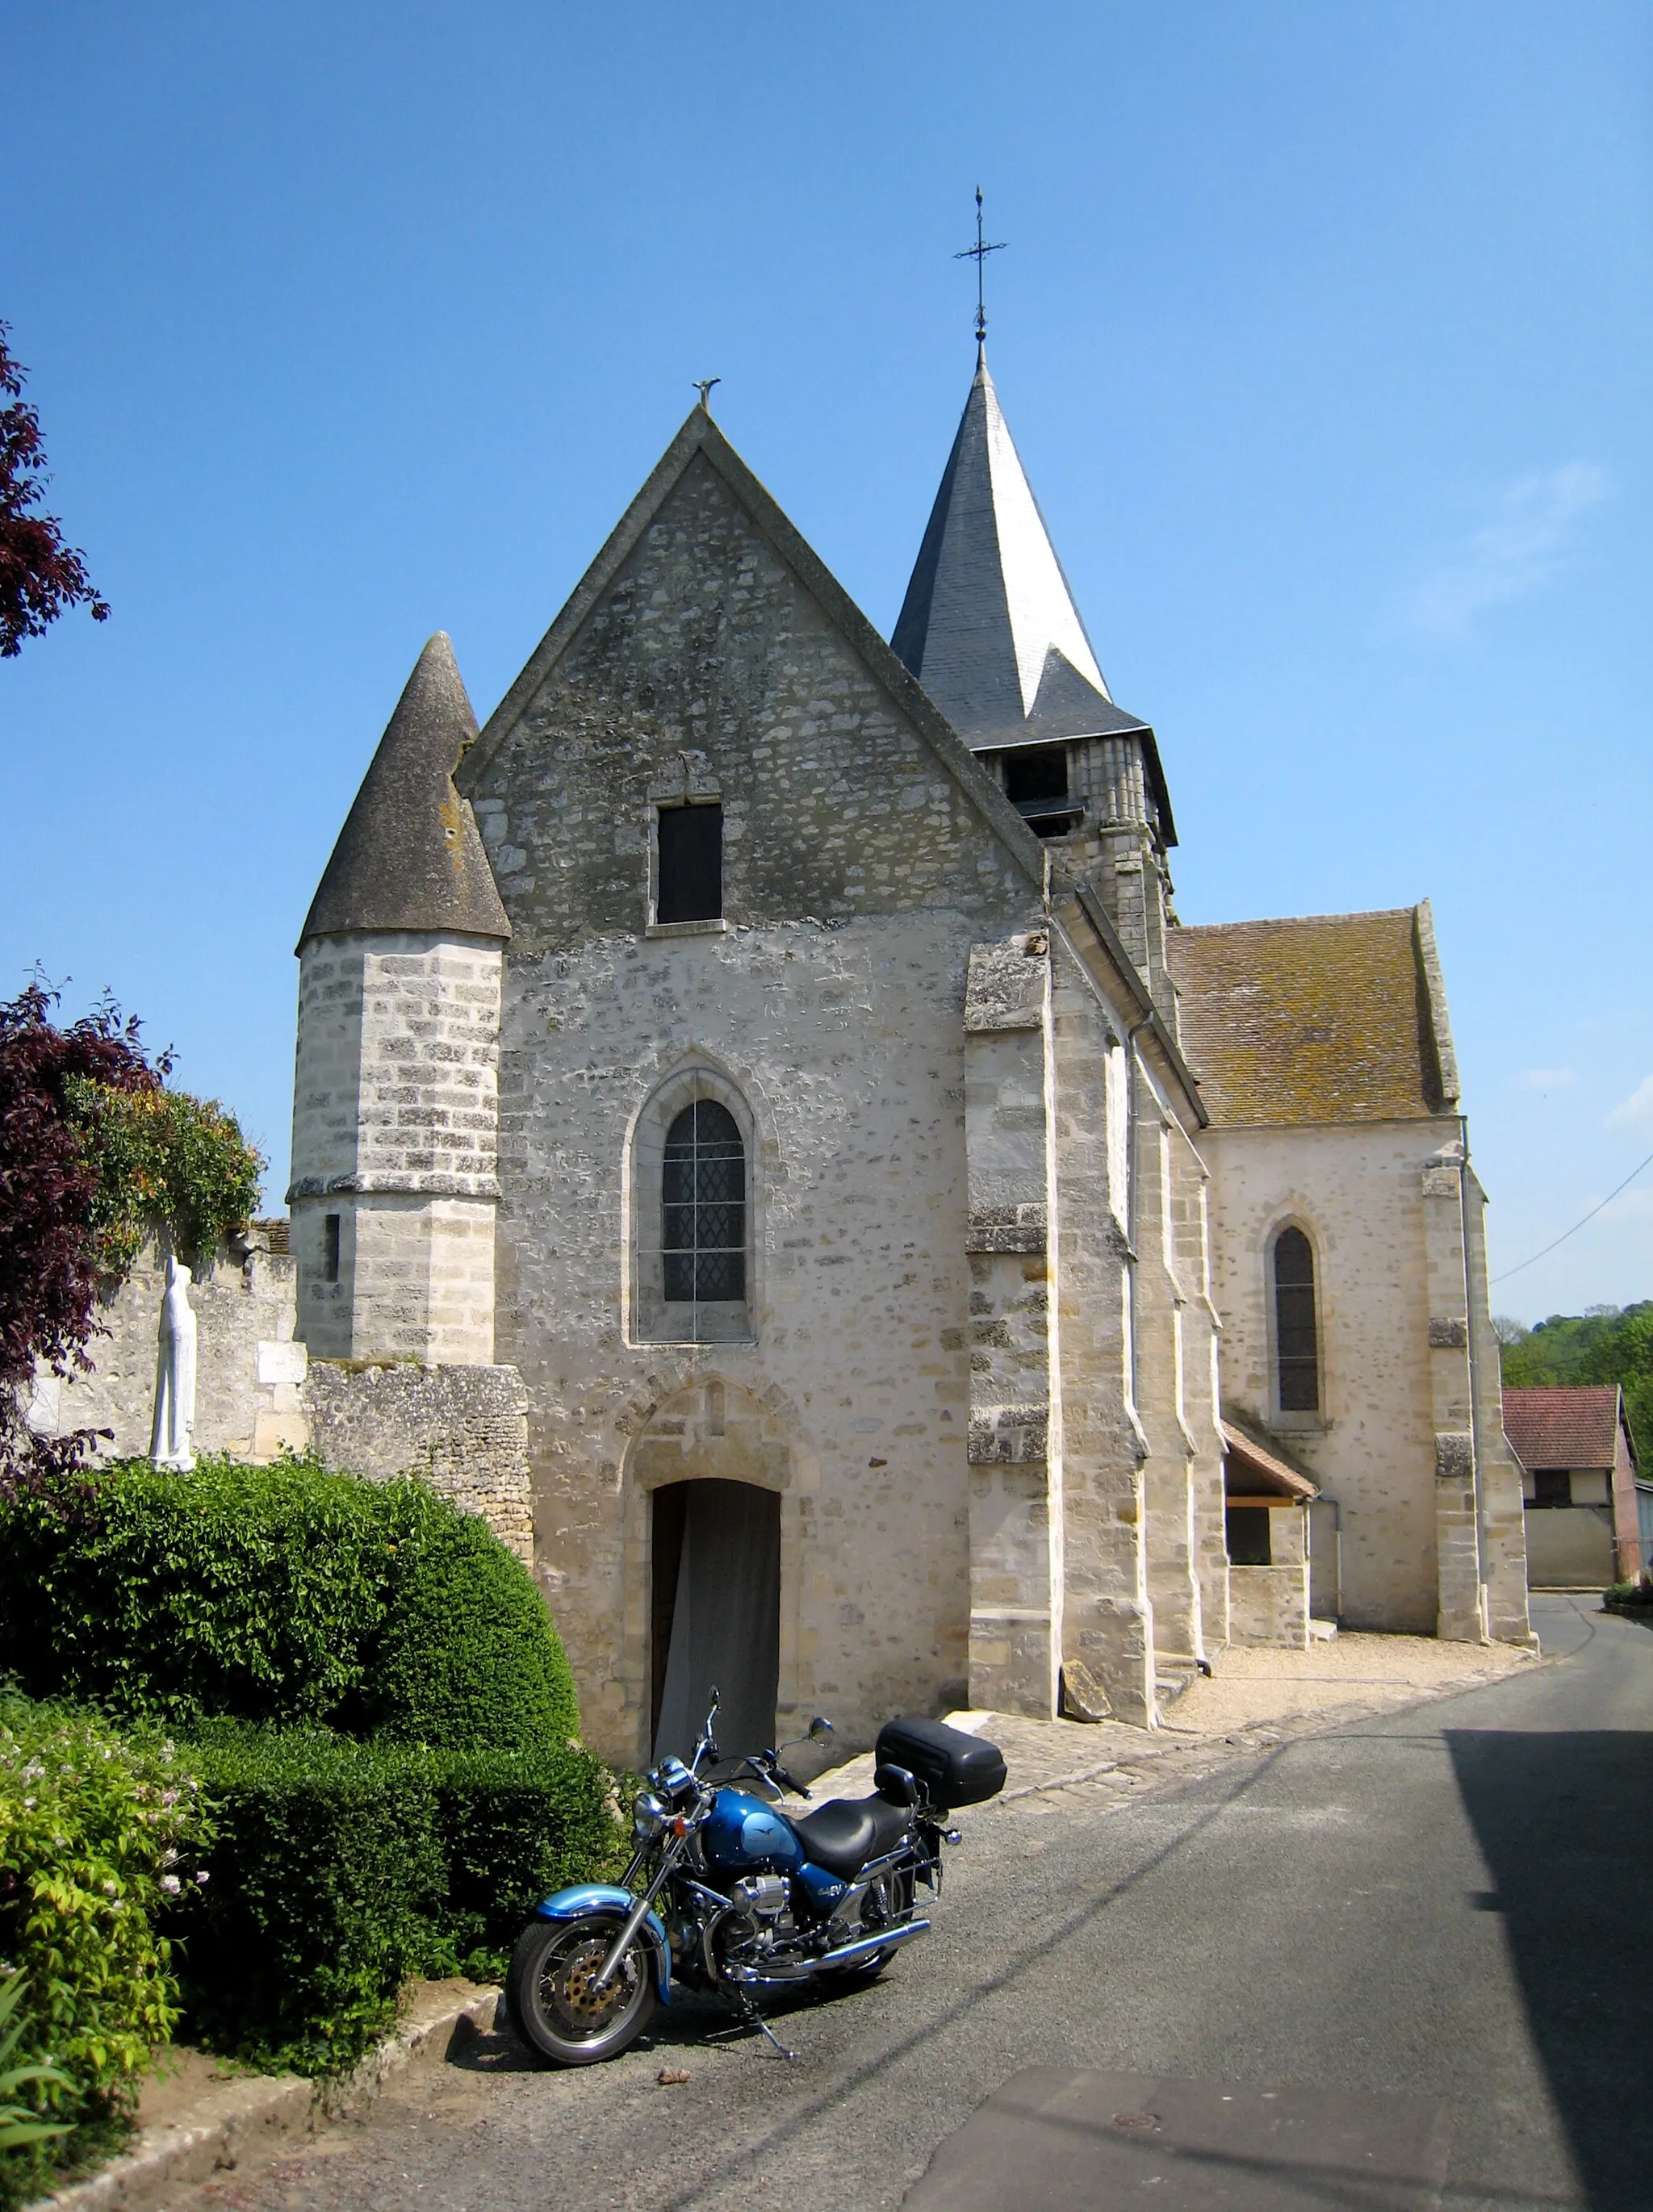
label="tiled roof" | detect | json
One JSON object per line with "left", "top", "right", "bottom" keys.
{"left": 1221, "top": 1421, "right": 1318, "bottom": 1501}
{"left": 1166, "top": 907, "right": 1447, "bottom": 1127}
{"left": 1502, "top": 1386, "right": 1626, "bottom": 1472}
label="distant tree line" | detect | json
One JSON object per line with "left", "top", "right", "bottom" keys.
{"left": 1495, "top": 1303, "right": 1653, "bottom": 1466}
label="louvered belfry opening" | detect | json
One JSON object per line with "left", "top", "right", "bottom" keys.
{"left": 1273, "top": 1227, "right": 1320, "bottom": 1413}
{"left": 663, "top": 1100, "right": 746, "bottom": 1304}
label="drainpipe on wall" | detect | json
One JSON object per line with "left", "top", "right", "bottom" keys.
{"left": 1311, "top": 1494, "right": 1344, "bottom": 1624}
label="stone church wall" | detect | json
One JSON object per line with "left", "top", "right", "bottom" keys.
{"left": 1201, "top": 1119, "right": 1446, "bottom": 1633}
{"left": 462, "top": 448, "right": 1052, "bottom": 1765}
{"left": 492, "top": 907, "right": 1026, "bottom": 1767}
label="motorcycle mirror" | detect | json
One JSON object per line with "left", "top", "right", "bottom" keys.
{"left": 707, "top": 1687, "right": 721, "bottom": 1712}
{"left": 808, "top": 1716, "right": 834, "bottom": 1740}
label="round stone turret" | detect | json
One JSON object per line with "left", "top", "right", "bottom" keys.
{"left": 288, "top": 634, "right": 510, "bottom": 1363}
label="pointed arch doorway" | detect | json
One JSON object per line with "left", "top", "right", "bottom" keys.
{"left": 651, "top": 1478, "right": 780, "bottom": 1765}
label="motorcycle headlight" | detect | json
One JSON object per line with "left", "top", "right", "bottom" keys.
{"left": 633, "top": 1789, "right": 669, "bottom": 1842}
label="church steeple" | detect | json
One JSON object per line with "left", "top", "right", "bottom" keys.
{"left": 894, "top": 351, "right": 1181, "bottom": 1017}
{"left": 891, "top": 351, "right": 1154, "bottom": 760}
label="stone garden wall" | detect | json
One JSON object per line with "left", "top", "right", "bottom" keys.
{"left": 27, "top": 1226, "right": 531, "bottom": 1561}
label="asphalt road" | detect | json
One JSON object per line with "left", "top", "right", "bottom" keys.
{"left": 195, "top": 1595, "right": 1652, "bottom": 2212}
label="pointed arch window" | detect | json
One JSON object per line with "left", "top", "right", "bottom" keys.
{"left": 663, "top": 1102, "right": 746, "bottom": 1303}
{"left": 1272, "top": 1226, "right": 1320, "bottom": 1414}
{"left": 630, "top": 1072, "right": 755, "bottom": 1344}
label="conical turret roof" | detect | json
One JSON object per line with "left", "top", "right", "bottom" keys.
{"left": 892, "top": 352, "right": 1151, "bottom": 753}
{"left": 299, "top": 633, "right": 510, "bottom": 949}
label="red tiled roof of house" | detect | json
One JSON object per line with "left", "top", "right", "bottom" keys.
{"left": 1501, "top": 1386, "right": 1624, "bottom": 1472}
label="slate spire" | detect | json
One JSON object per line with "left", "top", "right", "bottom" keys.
{"left": 299, "top": 633, "right": 510, "bottom": 948}
{"left": 891, "top": 351, "right": 1150, "bottom": 751}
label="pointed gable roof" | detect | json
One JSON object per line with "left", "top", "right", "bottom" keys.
{"left": 456, "top": 405, "right": 1046, "bottom": 889}
{"left": 891, "top": 353, "right": 1176, "bottom": 843}
{"left": 299, "top": 633, "right": 510, "bottom": 950}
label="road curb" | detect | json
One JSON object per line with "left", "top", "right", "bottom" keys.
{"left": 41, "top": 1981, "right": 502, "bottom": 2211}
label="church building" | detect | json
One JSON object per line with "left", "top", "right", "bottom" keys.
{"left": 288, "top": 350, "right": 1532, "bottom": 1769}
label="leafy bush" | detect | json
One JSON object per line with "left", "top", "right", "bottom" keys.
{"left": 174, "top": 1729, "right": 618, "bottom": 2073}
{"left": 368, "top": 1499, "right": 580, "bottom": 1753}
{"left": 433, "top": 1747, "right": 623, "bottom": 1975}
{"left": 1, "top": 1465, "right": 601, "bottom": 2083}
{"left": 67, "top": 1080, "right": 265, "bottom": 1278}
{"left": 175, "top": 1729, "right": 443, "bottom": 2073}
{"left": 0, "top": 1461, "right": 579, "bottom": 1750}
{"left": 0, "top": 1697, "right": 207, "bottom": 2204}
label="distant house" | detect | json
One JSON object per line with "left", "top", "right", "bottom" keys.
{"left": 1502, "top": 1386, "right": 1647, "bottom": 1589}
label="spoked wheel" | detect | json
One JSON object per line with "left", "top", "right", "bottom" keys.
{"left": 506, "top": 1913, "right": 658, "bottom": 2066}
{"left": 818, "top": 1868, "right": 914, "bottom": 1990}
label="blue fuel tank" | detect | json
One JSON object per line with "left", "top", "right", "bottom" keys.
{"left": 700, "top": 1788, "right": 806, "bottom": 1873}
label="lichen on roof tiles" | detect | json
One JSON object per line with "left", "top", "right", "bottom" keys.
{"left": 1166, "top": 906, "right": 1447, "bottom": 1127}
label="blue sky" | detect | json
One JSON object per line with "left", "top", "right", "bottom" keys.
{"left": 3, "top": 1, "right": 1648, "bottom": 1323}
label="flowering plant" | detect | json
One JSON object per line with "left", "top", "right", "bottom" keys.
{"left": 0, "top": 1696, "right": 209, "bottom": 2150}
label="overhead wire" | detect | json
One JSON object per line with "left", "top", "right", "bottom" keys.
{"left": 1489, "top": 1146, "right": 1653, "bottom": 1285}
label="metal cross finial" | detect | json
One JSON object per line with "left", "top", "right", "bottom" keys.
{"left": 693, "top": 377, "right": 722, "bottom": 412}
{"left": 953, "top": 186, "right": 1006, "bottom": 349}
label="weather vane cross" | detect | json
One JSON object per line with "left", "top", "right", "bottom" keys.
{"left": 954, "top": 186, "right": 1006, "bottom": 348}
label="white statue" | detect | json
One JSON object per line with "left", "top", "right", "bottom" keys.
{"left": 150, "top": 1252, "right": 198, "bottom": 1470}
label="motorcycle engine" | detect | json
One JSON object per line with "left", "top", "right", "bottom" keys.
{"left": 729, "top": 1873, "right": 789, "bottom": 1922}
{"left": 706, "top": 1872, "right": 798, "bottom": 1978}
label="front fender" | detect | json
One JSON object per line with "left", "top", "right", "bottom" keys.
{"left": 533, "top": 1884, "right": 672, "bottom": 2004}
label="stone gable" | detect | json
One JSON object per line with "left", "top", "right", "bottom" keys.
{"left": 464, "top": 451, "right": 1035, "bottom": 952}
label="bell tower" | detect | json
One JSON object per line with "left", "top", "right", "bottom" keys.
{"left": 891, "top": 349, "right": 1180, "bottom": 1020}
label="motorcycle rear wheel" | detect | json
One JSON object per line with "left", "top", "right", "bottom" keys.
{"left": 506, "top": 1913, "right": 657, "bottom": 2067}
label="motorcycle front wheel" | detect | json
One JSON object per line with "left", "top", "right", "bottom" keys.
{"left": 506, "top": 1913, "right": 658, "bottom": 2067}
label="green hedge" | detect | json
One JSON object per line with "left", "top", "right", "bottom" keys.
{"left": 1, "top": 1465, "right": 614, "bottom": 2085}
{"left": 172, "top": 1728, "right": 619, "bottom": 2074}
{"left": 0, "top": 1697, "right": 208, "bottom": 2207}
{"left": 0, "top": 1460, "right": 579, "bottom": 1751}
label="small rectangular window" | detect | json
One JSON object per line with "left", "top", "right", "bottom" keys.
{"left": 322, "top": 1214, "right": 341, "bottom": 1286}
{"left": 656, "top": 804, "right": 722, "bottom": 924}
{"left": 1532, "top": 1469, "right": 1571, "bottom": 1510}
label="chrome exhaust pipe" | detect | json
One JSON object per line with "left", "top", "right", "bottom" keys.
{"left": 722, "top": 1917, "right": 932, "bottom": 1988}
{"left": 816, "top": 1917, "right": 931, "bottom": 1971}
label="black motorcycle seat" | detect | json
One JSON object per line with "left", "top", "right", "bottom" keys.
{"left": 788, "top": 1792, "right": 913, "bottom": 1880}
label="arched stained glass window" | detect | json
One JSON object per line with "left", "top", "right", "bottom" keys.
{"left": 663, "top": 1101, "right": 746, "bottom": 1303}
{"left": 1273, "top": 1226, "right": 1320, "bottom": 1413}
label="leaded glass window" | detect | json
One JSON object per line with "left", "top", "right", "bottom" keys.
{"left": 663, "top": 1101, "right": 746, "bottom": 1303}
{"left": 1273, "top": 1226, "right": 1320, "bottom": 1413}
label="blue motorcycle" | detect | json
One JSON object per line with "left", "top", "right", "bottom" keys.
{"left": 504, "top": 1691, "right": 1006, "bottom": 2066}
